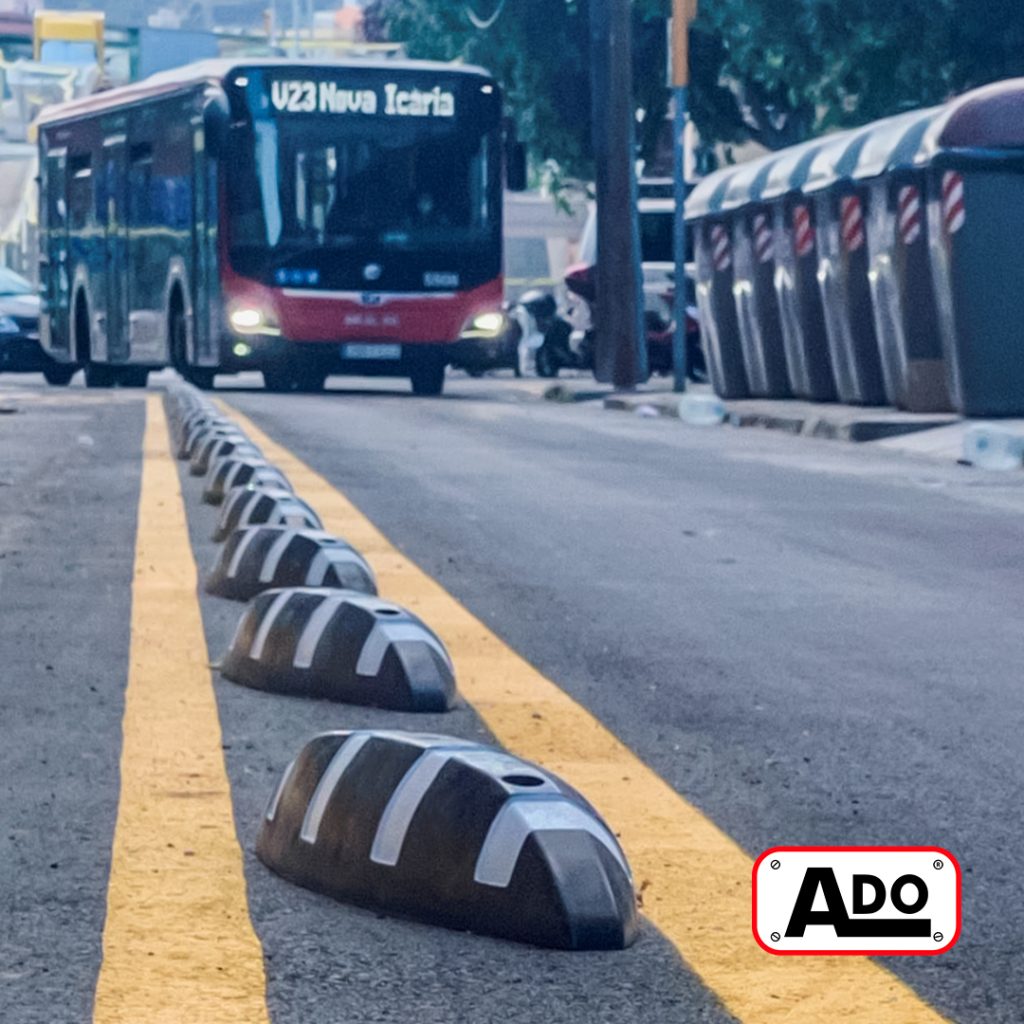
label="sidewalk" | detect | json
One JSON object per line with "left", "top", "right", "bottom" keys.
{"left": 537, "top": 376, "right": 1024, "bottom": 468}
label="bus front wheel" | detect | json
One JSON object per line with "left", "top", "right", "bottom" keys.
{"left": 410, "top": 360, "right": 446, "bottom": 397}
{"left": 42, "top": 363, "right": 77, "bottom": 386}
{"left": 84, "top": 363, "right": 115, "bottom": 388}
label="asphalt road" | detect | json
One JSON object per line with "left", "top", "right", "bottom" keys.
{"left": 3, "top": 370, "right": 1024, "bottom": 1023}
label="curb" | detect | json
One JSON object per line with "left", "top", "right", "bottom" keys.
{"left": 601, "top": 392, "right": 959, "bottom": 442}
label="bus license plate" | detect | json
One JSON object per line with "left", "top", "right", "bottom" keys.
{"left": 342, "top": 343, "right": 401, "bottom": 360}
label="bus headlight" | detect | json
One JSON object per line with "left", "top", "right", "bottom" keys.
{"left": 460, "top": 311, "right": 507, "bottom": 339}
{"left": 229, "top": 305, "right": 280, "bottom": 336}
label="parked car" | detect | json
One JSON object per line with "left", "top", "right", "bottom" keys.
{"left": 0, "top": 268, "right": 76, "bottom": 385}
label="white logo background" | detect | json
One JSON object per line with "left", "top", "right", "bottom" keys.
{"left": 753, "top": 847, "right": 960, "bottom": 955}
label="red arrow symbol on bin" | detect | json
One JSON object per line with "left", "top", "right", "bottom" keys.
{"left": 753, "top": 213, "right": 774, "bottom": 264}
{"left": 942, "top": 171, "right": 965, "bottom": 235}
{"left": 710, "top": 223, "right": 732, "bottom": 272}
{"left": 840, "top": 195, "right": 865, "bottom": 253}
{"left": 898, "top": 185, "right": 922, "bottom": 246}
{"left": 793, "top": 204, "right": 815, "bottom": 258}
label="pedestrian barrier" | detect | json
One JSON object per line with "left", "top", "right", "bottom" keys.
{"left": 207, "top": 526, "right": 377, "bottom": 601}
{"left": 921, "top": 80, "right": 1024, "bottom": 415}
{"left": 689, "top": 78, "right": 1024, "bottom": 418}
{"left": 190, "top": 432, "right": 262, "bottom": 477}
{"left": 203, "top": 457, "right": 292, "bottom": 506}
{"left": 213, "top": 486, "right": 323, "bottom": 542}
{"left": 687, "top": 169, "right": 750, "bottom": 399}
{"left": 222, "top": 591, "right": 456, "bottom": 711}
{"left": 803, "top": 127, "right": 890, "bottom": 405}
{"left": 256, "top": 730, "right": 637, "bottom": 948}
{"left": 761, "top": 137, "right": 841, "bottom": 401}
{"left": 722, "top": 159, "right": 792, "bottom": 398}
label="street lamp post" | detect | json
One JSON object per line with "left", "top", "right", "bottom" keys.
{"left": 671, "top": 0, "right": 696, "bottom": 392}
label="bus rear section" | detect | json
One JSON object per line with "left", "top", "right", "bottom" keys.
{"left": 36, "top": 59, "right": 509, "bottom": 395}
{"left": 218, "top": 64, "right": 504, "bottom": 395}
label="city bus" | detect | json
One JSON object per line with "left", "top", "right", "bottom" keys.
{"left": 36, "top": 58, "right": 519, "bottom": 393}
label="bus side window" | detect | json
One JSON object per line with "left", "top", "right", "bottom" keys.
{"left": 129, "top": 143, "right": 153, "bottom": 227}
{"left": 67, "top": 153, "right": 93, "bottom": 232}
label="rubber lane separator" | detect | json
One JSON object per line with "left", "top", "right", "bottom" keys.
{"left": 220, "top": 398, "right": 951, "bottom": 1024}
{"left": 92, "top": 395, "right": 270, "bottom": 1024}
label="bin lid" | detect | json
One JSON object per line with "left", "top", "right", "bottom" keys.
{"left": 720, "top": 151, "right": 783, "bottom": 211}
{"left": 685, "top": 165, "right": 741, "bottom": 221}
{"left": 851, "top": 107, "right": 942, "bottom": 181}
{"left": 803, "top": 126, "right": 878, "bottom": 194}
{"left": 919, "top": 78, "right": 1024, "bottom": 159}
{"left": 760, "top": 132, "right": 849, "bottom": 201}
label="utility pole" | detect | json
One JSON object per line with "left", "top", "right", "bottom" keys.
{"left": 671, "top": 0, "right": 696, "bottom": 392}
{"left": 590, "top": 0, "right": 647, "bottom": 390}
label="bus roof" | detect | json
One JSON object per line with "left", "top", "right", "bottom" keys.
{"left": 36, "top": 56, "right": 494, "bottom": 129}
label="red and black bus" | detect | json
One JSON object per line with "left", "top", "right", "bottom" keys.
{"left": 37, "top": 58, "right": 517, "bottom": 394}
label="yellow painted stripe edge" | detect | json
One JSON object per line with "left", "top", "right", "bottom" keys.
{"left": 93, "top": 395, "right": 269, "bottom": 1024}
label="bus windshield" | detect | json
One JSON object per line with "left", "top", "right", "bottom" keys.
{"left": 228, "top": 96, "right": 498, "bottom": 267}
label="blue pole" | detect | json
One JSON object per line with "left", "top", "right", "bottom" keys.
{"left": 671, "top": 84, "right": 689, "bottom": 392}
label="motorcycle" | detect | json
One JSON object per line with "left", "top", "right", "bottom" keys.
{"left": 450, "top": 289, "right": 576, "bottom": 378}
{"left": 562, "top": 262, "right": 706, "bottom": 382}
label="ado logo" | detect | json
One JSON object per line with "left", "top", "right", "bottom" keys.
{"left": 753, "top": 846, "right": 961, "bottom": 955}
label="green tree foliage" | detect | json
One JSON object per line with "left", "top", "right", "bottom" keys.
{"left": 364, "top": 0, "right": 667, "bottom": 178}
{"left": 364, "top": 0, "right": 1024, "bottom": 172}
{"left": 696, "top": 0, "right": 1024, "bottom": 150}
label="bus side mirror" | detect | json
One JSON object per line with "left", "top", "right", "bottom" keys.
{"left": 506, "top": 141, "right": 527, "bottom": 192}
{"left": 203, "top": 91, "right": 230, "bottom": 158}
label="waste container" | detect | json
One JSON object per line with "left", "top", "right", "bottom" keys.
{"left": 804, "top": 129, "right": 889, "bottom": 405}
{"left": 921, "top": 79, "right": 1024, "bottom": 416}
{"left": 852, "top": 108, "right": 952, "bottom": 412}
{"left": 721, "top": 154, "right": 792, "bottom": 397}
{"left": 761, "top": 136, "right": 843, "bottom": 401}
{"left": 687, "top": 168, "right": 749, "bottom": 398}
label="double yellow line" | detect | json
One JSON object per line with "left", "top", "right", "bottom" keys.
{"left": 93, "top": 394, "right": 949, "bottom": 1022}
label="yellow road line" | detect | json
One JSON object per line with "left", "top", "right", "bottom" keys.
{"left": 93, "top": 395, "right": 269, "bottom": 1024}
{"left": 225, "top": 399, "right": 949, "bottom": 1024}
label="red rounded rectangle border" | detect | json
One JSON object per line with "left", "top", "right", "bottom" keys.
{"left": 752, "top": 846, "right": 961, "bottom": 956}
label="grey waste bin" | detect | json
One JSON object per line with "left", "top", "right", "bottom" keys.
{"left": 852, "top": 109, "right": 952, "bottom": 412}
{"left": 922, "top": 80, "right": 1024, "bottom": 416}
{"left": 687, "top": 169, "right": 749, "bottom": 398}
{"left": 721, "top": 155, "right": 792, "bottom": 398}
{"left": 805, "top": 130, "right": 889, "bottom": 405}
{"left": 762, "top": 137, "right": 843, "bottom": 401}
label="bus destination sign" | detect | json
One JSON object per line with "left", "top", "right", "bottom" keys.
{"left": 270, "top": 80, "right": 456, "bottom": 118}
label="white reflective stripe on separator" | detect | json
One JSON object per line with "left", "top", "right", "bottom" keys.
{"left": 356, "top": 622, "right": 451, "bottom": 676}
{"left": 249, "top": 590, "right": 294, "bottom": 660}
{"left": 258, "top": 530, "right": 297, "bottom": 583}
{"left": 226, "top": 528, "right": 261, "bottom": 579}
{"left": 304, "top": 546, "right": 370, "bottom": 586}
{"left": 300, "top": 733, "right": 374, "bottom": 844}
{"left": 238, "top": 489, "right": 268, "bottom": 527}
{"left": 369, "top": 746, "right": 476, "bottom": 866}
{"left": 226, "top": 604, "right": 253, "bottom": 653}
{"left": 292, "top": 594, "right": 348, "bottom": 668}
{"left": 265, "top": 758, "right": 297, "bottom": 822}
{"left": 474, "top": 797, "right": 630, "bottom": 888}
